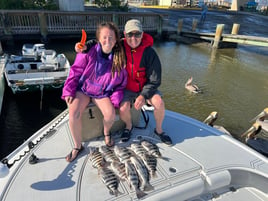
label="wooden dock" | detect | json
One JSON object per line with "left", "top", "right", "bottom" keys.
{"left": 172, "top": 20, "right": 268, "bottom": 49}
{"left": 0, "top": 10, "right": 166, "bottom": 42}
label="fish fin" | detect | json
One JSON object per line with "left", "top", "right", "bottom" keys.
{"left": 143, "top": 183, "right": 154, "bottom": 191}
{"left": 136, "top": 189, "right": 147, "bottom": 199}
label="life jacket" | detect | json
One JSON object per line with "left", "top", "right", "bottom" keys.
{"left": 123, "top": 33, "right": 153, "bottom": 92}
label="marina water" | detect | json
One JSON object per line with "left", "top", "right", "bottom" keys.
{"left": 1, "top": 38, "right": 268, "bottom": 160}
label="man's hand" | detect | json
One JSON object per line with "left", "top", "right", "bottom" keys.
{"left": 75, "top": 42, "right": 87, "bottom": 53}
{"left": 134, "top": 95, "right": 145, "bottom": 110}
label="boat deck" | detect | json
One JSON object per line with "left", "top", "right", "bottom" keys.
{"left": 1, "top": 108, "right": 268, "bottom": 201}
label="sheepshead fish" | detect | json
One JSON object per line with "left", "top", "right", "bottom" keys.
{"left": 141, "top": 140, "right": 162, "bottom": 158}
{"left": 98, "top": 167, "right": 121, "bottom": 197}
{"left": 89, "top": 147, "right": 104, "bottom": 168}
{"left": 110, "top": 160, "right": 127, "bottom": 181}
{"left": 130, "top": 156, "right": 154, "bottom": 192}
{"left": 100, "top": 145, "right": 119, "bottom": 163}
{"left": 140, "top": 153, "right": 157, "bottom": 179}
{"left": 130, "top": 143, "right": 147, "bottom": 157}
{"left": 125, "top": 160, "right": 147, "bottom": 199}
{"left": 114, "top": 145, "right": 132, "bottom": 162}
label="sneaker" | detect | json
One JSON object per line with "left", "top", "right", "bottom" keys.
{"left": 121, "top": 127, "right": 133, "bottom": 142}
{"left": 154, "top": 129, "right": 172, "bottom": 145}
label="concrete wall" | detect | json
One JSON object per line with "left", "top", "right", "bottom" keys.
{"left": 58, "top": 0, "right": 85, "bottom": 11}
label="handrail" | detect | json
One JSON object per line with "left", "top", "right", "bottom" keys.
{"left": 0, "top": 10, "right": 166, "bottom": 41}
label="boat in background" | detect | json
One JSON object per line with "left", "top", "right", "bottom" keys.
{"left": 4, "top": 44, "right": 70, "bottom": 94}
{"left": 22, "top": 44, "right": 45, "bottom": 58}
{"left": 0, "top": 54, "right": 8, "bottom": 114}
{"left": 0, "top": 105, "right": 267, "bottom": 201}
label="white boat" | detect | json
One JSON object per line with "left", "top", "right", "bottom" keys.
{"left": 22, "top": 43, "right": 45, "bottom": 58}
{"left": 1, "top": 106, "right": 268, "bottom": 201}
{"left": 4, "top": 48, "right": 70, "bottom": 94}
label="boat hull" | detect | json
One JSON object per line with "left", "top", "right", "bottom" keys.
{"left": 1, "top": 107, "right": 268, "bottom": 201}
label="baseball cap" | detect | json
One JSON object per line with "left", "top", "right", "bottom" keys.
{"left": 124, "top": 19, "right": 143, "bottom": 33}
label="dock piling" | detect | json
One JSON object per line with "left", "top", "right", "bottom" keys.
{"left": 177, "top": 19, "right": 183, "bottom": 35}
{"left": 213, "top": 24, "right": 225, "bottom": 48}
{"left": 192, "top": 19, "right": 198, "bottom": 32}
{"left": 231, "top": 23, "right": 240, "bottom": 35}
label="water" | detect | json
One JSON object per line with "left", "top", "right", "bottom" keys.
{"left": 1, "top": 37, "right": 268, "bottom": 160}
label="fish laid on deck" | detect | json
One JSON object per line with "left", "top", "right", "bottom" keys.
{"left": 99, "top": 145, "right": 119, "bottom": 163}
{"left": 98, "top": 167, "right": 121, "bottom": 197}
{"left": 125, "top": 160, "right": 147, "bottom": 199}
{"left": 141, "top": 140, "right": 162, "bottom": 158}
{"left": 89, "top": 147, "right": 104, "bottom": 168}
{"left": 130, "top": 156, "right": 154, "bottom": 192}
{"left": 114, "top": 145, "right": 133, "bottom": 163}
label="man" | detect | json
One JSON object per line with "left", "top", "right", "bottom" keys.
{"left": 76, "top": 19, "right": 172, "bottom": 145}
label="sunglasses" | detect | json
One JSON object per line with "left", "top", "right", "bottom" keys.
{"left": 126, "top": 32, "right": 142, "bottom": 38}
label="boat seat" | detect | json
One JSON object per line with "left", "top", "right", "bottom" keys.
{"left": 81, "top": 103, "right": 141, "bottom": 142}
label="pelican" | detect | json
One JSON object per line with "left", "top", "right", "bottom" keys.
{"left": 203, "top": 111, "right": 218, "bottom": 126}
{"left": 203, "top": 111, "right": 230, "bottom": 135}
{"left": 185, "top": 77, "right": 202, "bottom": 93}
{"left": 251, "top": 108, "right": 268, "bottom": 132}
{"left": 241, "top": 123, "right": 268, "bottom": 157}
{"left": 241, "top": 122, "right": 262, "bottom": 139}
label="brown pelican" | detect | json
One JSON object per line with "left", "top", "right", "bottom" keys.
{"left": 241, "top": 123, "right": 268, "bottom": 157}
{"left": 185, "top": 77, "right": 202, "bottom": 94}
{"left": 203, "top": 111, "right": 230, "bottom": 135}
{"left": 251, "top": 108, "right": 268, "bottom": 132}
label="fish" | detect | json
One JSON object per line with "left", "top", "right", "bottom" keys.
{"left": 78, "top": 29, "right": 87, "bottom": 49}
{"left": 141, "top": 140, "right": 162, "bottom": 158}
{"left": 140, "top": 153, "right": 157, "bottom": 179}
{"left": 114, "top": 145, "right": 133, "bottom": 163}
{"left": 98, "top": 167, "right": 121, "bottom": 197}
{"left": 125, "top": 160, "right": 147, "bottom": 199}
{"left": 130, "top": 143, "right": 147, "bottom": 157}
{"left": 89, "top": 147, "right": 104, "bottom": 168}
{"left": 110, "top": 160, "right": 127, "bottom": 181}
{"left": 99, "top": 145, "right": 119, "bottom": 163}
{"left": 130, "top": 156, "right": 154, "bottom": 192}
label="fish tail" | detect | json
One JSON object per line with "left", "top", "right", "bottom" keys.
{"left": 136, "top": 189, "right": 147, "bottom": 199}
{"left": 151, "top": 171, "right": 157, "bottom": 179}
{"left": 143, "top": 183, "right": 154, "bottom": 191}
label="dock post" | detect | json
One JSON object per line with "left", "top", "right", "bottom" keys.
{"left": 0, "top": 41, "right": 3, "bottom": 55}
{"left": 231, "top": 23, "right": 240, "bottom": 34}
{"left": 192, "top": 19, "right": 198, "bottom": 32}
{"left": 38, "top": 12, "right": 48, "bottom": 43}
{"left": 157, "top": 15, "right": 163, "bottom": 38}
{"left": 213, "top": 24, "right": 225, "bottom": 48}
{"left": 177, "top": 19, "right": 183, "bottom": 35}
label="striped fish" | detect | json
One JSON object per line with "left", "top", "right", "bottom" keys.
{"left": 141, "top": 140, "right": 162, "bottom": 158}
{"left": 130, "top": 143, "right": 147, "bottom": 157}
{"left": 100, "top": 145, "right": 119, "bottom": 163}
{"left": 98, "top": 167, "right": 121, "bottom": 197}
{"left": 140, "top": 153, "right": 157, "bottom": 179}
{"left": 130, "top": 156, "right": 154, "bottom": 192}
{"left": 114, "top": 145, "right": 132, "bottom": 163}
{"left": 110, "top": 160, "right": 127, "bottom": 181}
{"left": 125, "top": 160, "right": 147, "bottom": 199}
{"left": 89, "top": 147, "right": 104, "bottom": 168}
